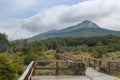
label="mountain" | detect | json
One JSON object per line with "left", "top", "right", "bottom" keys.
{"left": 57, "top": 20, "right": 99, "bottom": 33}
{"left": 28, "top": 20, "right": 120, "bottom": 41}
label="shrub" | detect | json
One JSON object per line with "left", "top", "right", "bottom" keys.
{"left": 68, "top": 59, "right": 87, "bottom": 75}
{"left": 0, "top": 54, "right": 16, "bottom": 80}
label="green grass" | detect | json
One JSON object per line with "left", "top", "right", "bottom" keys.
{"left": 112, "top": 73, "right": 120, "bottom": 78}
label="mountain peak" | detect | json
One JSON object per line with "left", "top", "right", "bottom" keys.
{"left": 82, "top": 20, "right": 92, "bottom": 23}
{"left": 77, "top": 20, "right": 100, "bottom": 28}
{"left": 28, "top": 20, "right": 120, "bottom": 41}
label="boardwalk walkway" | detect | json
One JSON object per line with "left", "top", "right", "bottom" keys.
{"left": 32, "top": 76, "right": 90, "bottom": 80}
{"left": 32, "top": 68, "right": 120, "bottom": 80}
{"left": 86, "top": 68, "right": 120, "bottom": 80}
{"left": 19, "top": 53, "right": 120, "bottom": 80}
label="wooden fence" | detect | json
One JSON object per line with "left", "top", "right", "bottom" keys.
{"left": 18, "top": 61, "right": 35, "bottom": 80}
{"left": 35, "top": 60, "right": 86, "bottom": 75}
{"left": 80, "top": 56, "right": 120, "bottom": 76}
{"left": 19, "top": 53, "right": 120, "bottom": 80}
{"left": 19, "top": 60, "right": 86, "bottom": 80}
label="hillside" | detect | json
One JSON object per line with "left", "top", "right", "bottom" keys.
{"left": 28, "top": 20, "right": 120, "bottom": 41}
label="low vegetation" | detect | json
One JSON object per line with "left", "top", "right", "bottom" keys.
{"left": 0, "top": 32, "right": 120, "bottom": 79}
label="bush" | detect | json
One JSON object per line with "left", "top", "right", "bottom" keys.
{"left": 0, "top": 33, "right": 9, "bottom": 53}
{"left": 0, "top": 54, "right": 16, "bottom": 80}
{"left": 68, "top": 59, "right": 87, "bottom": 75}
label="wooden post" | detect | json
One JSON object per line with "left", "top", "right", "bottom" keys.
{"left": 85, "top": 58, "right": 86, "bottom": 62}
{"left": 99, "top": 60, "right": 102, "bottom": 68}
{"left": 55, "top": 61, "right": 59, "bottom": 76}
{"left": 108, "top": 61, "right": 111, "bottom": 75}
{"left": 89, "top": 58, "right": 90, "bottom": 67}
{"left": 81, "top": 57, "right": 83, "bottom": 59}
{"left": 84, "top": 68, "right": 86, "bottom": 75}
{"left": 94, "top": 59, "right": 96, "bottom": 70}
{"left": 32, "top": 62, "right": 35, "bottom": 76}
{"left": 81, "top": 57, "right": 83, "bottom": 60}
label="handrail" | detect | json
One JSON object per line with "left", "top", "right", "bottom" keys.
{"left": 80, "top": 56, "right": 120, "bottom": 76}
{"left": 35, "top": 60, "right": 86, "bottom": 75}
{"left": 36, "top": 60, "right": 73, "bottom": 62}
{"left": 18, "top": 61, "right": 34, "bottom": 80}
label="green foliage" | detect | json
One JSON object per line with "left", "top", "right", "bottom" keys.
{"left": 23, "top": 53, "right": 39, "bottom": 65}
{"left": 8, "top": 53, "right": 24, "bottom": 76}
{"left": 0, "top": 54, "right": 16, "bottom": 80}
{"left": 36, "top": 70, "right": 54, "bottom": 75}
{"left": 10, "top": 39, "right": 28, "bottom": 53}
{"left": 103, "top": 52, "right": 120, "bottom": 61}
{"left": 21, "top": 42, "right": 45, "bottom": 65}
{"left": 68, "top": 59, "right": 87, "bottom": 75}
{"left": 38, "top": 35, "right": 120, "bottom": 54}
{"left": 0, "top": 32, "right": 120, "bottom": 79}
{"left": 92, "top": 46, "right": 108, "bottom": 58}
{"left": 0, "top": 33, "right": 9, "bottom": 52}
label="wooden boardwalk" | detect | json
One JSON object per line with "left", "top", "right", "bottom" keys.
{"left": 86, "top": 68, "right": 120, "bottom": 80}
{"left": 32, "top": 76, "right": 90, "bottom": 80}
{"left": 32, "top": 68, "right": 120, "bottom": 80}
{"left": 19, "top": 53, "right": 120, "bottom": 80}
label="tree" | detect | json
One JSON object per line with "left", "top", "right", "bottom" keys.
{"left": 0, "top": 33, "right": 8, "bottom": 52}
{"left": 9, "top": 53, "right": 24, "bottom": 76}
{"left": 0, "top": 54, "right": 16, "bottom": 80}
{"left": 93, "top": 46, "right": 108, "bottom": 59}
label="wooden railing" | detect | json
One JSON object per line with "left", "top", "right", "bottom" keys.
{"left": 106, "top": 61, "right": 120, "bottom": 75}
{"left": 18, "top": 61, "right": 35, "bottom": 80}
{"left": 55, "top": 53, "right": 120, "bottom": 77}
{"left": 80, "top": 57, "right": 102, "bottom": 69}
{"left": 54, "top": 53, "right": 72, "bottom": 61}
{"left": 34, "top": 60, "right": 86, "bottom": 75}
{"left": 19, "top": 60, "right": 86, "bottom": 80}
{"left": 19, "top": 53, "right": 74, "bottom": 80}
{"left": 80, "top": 56, "right": 120, "bottom": 76}
{"left": 19, "top": 53, "right": 120, "bottom": 80}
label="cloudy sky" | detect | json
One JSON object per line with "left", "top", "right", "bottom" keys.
{"left": 0, "top": 0, "right": 120, "bottom": 40}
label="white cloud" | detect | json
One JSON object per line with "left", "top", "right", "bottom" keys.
{"left": 0, "top": 0, "right": 120, "bottom": 40}
{"left": 0, "top": 20, "right": 33, "bottom": 40}
{"left": 22, "top": 5, "right": 71, "bottom": 33}
{"left": 22, "top": 0, "right": 120, "bottom": 34}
